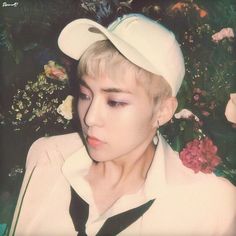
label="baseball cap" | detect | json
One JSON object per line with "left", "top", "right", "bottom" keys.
{"left": 58, "top": 13, "right": 185, "bottom": 96}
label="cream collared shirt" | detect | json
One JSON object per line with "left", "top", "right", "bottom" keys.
{"left": 62, "top": 145, "right": 148, "bottom": 235}
{"left": 10, "top": 132, "right": 236, "bottom": 236}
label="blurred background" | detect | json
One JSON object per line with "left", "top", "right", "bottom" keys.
{"left": 0, "top": 0, "right": 236, "bottom": 235}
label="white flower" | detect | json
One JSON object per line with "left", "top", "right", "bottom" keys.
{"left": 175, "top": 109, "right": 199, "bottom": 121}
{"left": 212, "top": 28, "right": 234, "bottom": 42}
{"left": 225, "top": 93, "right": 236, "bottom": 124}
{"left": 57, "top": 95, "right": 73, "bottom": 120}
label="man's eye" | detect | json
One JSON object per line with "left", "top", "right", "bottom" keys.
{"left": 107, "top": 100, "right": 127, "bottom": 107}
{"left": 78, "top": 92, "right": 90, "bottom": 100}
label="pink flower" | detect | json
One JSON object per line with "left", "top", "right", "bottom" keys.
{"left": 212, "top": 28, "right": 234, "bottom": 42}
{"left": 193, "top": 94, "right": 200, "bottom": 101}
{"left": 202, "top": 111, "right": 210, "bottom": 116}
{"left": 44, "top": 60, "right": 68, "bottom": 81}
{"left": 180, "top": 137, "right": 221, "bottom": 174}
{"left": 193, "top": 88, "right": 202, "bottom": 94}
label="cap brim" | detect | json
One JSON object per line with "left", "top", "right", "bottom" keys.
{"left": 58, "top": 18, "right": 160, "bottom": 76}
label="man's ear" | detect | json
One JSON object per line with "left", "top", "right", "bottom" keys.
{"left": 152, "top": 97, "right": 178, "bottom": 128}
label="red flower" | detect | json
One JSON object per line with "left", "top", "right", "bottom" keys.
{"left": 180, "top": 137, "right": 221, "bottom": 173}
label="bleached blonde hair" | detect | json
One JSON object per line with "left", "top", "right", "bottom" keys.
{"left": 78, "top": 40, "right": 172, "bottom": 106}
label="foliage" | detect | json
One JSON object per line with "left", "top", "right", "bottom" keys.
{"left": 158, "top": 0, "right": 236, "bottom": 183}
{"left": 1, "top": 61, "right": 70, "bottom": 133}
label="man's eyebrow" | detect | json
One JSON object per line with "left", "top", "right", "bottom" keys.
{"left": 78, "top": 79, "right": 90, "bottom": 89}
{"left": 101, "top": 88, "right": 132, "bottom": 94}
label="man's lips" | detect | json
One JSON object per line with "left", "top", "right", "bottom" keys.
{"left": 86, "top": 135, "right": 104, "bottom": 147}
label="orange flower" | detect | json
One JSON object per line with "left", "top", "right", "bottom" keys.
{"left": 171, "top": 2, "right": 187, "bottom": 11}
{"left": 170, "top": 1, "right": 207, "bottom": 18}
{"left": 199, "top": 9, "right": 207, "bottom": 18}
{"left": 193, "top": 3, "right": 207, "bottom": 18}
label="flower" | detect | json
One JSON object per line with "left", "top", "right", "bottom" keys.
{"left": 170, "top": 2, "right": 186, "bottom": 11}
{"left": 225, "top": 93, "right": 236, "bottom": 124}
{"left": 175, "top": 108, "right": 199, "bottom": 121}
{"left": 180, "top": 137, "right": 221, "bottom": 174}
{"left": 201, "top": 111, "right": 210, "bottom": 117}
{"left": 199, "top": 9, "right": 207, "bottom": 18}
{"left": 212, "top": 28, "right": 234, "bottom": 43}
{"left": 169, "top": 2, "right": 207, "bottom": 18}
{"left": 44, "top": 60, "right": 68, "bottom": 81}
{"left": 16, "top": 113, "right": 22, "bottom": 120}
{"left": 57, "top": 95, "right": 74, "bottom": 120}
{"left": 193, "top": 94, "right": 200, "bottom": 101}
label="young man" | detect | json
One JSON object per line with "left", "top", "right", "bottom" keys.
{"left": 10, "top": 14, "right": 236, "bottom": 236}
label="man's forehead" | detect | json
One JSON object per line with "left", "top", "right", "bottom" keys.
{"left": 79, "top": 72, "right": 139, "bottom": 94}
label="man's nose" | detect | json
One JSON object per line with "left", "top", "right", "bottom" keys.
{"left": 84, "top": 98, "right": 104, "bottom": 127}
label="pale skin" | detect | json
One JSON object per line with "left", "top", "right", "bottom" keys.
{"left": 78, "top": 69, "right": 177, "bottom": 214}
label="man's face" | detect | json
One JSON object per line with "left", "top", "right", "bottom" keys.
{"left": 78, "top": 69, "right": 156, "bottom": 163}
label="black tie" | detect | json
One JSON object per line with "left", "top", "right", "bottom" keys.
{"left": 69, "top": 187, "right": 155, "bottom": 236}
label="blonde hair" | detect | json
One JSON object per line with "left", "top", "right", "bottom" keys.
{"left": 78, "top": 40, "right": 172, "bottom": 106}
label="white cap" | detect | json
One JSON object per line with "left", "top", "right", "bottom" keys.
{"left": 58, "top": 14, "right": 185, "bottom": 96}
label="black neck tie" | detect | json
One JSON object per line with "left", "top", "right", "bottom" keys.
{"left": 69, "top": 187, "right": 155, "bottom": 236}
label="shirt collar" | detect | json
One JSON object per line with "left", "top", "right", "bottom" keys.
{"left": 62, "top": 146, "right": 94, "bottom": 203}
